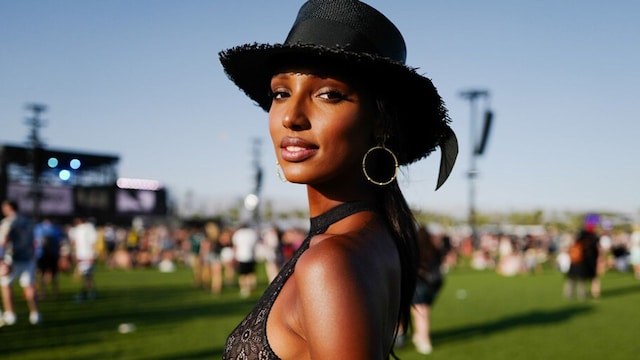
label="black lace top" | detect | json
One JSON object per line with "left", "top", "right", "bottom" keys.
{"left": 222, "top": 201, "right": 378, "bottom": 360}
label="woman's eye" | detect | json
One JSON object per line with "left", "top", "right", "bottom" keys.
{"left": 271, "top": 90, "right": 290, "bottom": 100}
{"left": 318, "top": 90, "right": 347, "bottom": 101}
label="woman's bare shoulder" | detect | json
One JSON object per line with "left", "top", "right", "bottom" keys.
{"left": 292, "top": 233, "right": 387, "bottom": 358}
{"left": 297, "top": 233, "right": 360, "bottom": 280}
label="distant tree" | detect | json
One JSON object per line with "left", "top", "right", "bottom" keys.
{"left": 412, "top": 209, "right": 459, "bottom": 228}
{"left": 507, "top": 210, "right": 543, "bottom": 225}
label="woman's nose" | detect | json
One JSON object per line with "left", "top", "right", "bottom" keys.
{"left": 280, "top": 96, "right": 311, "bottom": 131}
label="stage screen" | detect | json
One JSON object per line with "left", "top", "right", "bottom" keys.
{"left": 7, "top": 183, "right": 74, "bottom": 216}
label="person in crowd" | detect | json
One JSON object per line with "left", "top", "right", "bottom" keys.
{"left": 69, "top": 217, "right": 98, "bottom": 301}
{"left": 277, "top": 227, "right": 306, "bottom": 268}
{"left": 57, "top": 226, "right": 74, "bottom": 274}
{"left": 218, "top": 0, "right": 457, "bottom": 358}
{"left": 197, "top": 227, "right": 213, "bottom": 287}
{"left": 410, "top": 226, "right": 445, "bottom": 354}
{"left": 111, "top": 226, "right": 132, "bottom": 269}
{"left": 231, "top": 223, "right": 259, "bottom": 298}
{"left": 135, "top": 229, "right": 153, "bottom": 267}
{"left": 204, "top": 221, "right": 224, "bottom": 295}
{"left": 440, "top": 234, "right": 454, "bottom": 272}
{"left": 187, "top": 226, "right": 206, "bottom": 288}
{"left": 556, "top": 243, "right": 572, "bottom": 274}
{"left": 611, "top": 238, "right": 630, "bottom": 272}
{"left": 34, "top": 218, "right": 64, "bottom": 299}
{"left": 0, "top": 200, "right": 41, "bottom": 325}
{"left": 564, "top": 228, "right": 598, "bottom": 300}
{"left": 218, "top": 227, "right": 237, "bottom": 289}
{"left": 102, "top": 223, "right": 117, "bottom": 268}
{"left": 497, "top": 234, "right": 521, "bottom": 276}
{"left": 126, "top": 227, "right": 141, "bottom": 267}
{"left": 261, "top": 225, "right": 283, "bottom": 283}
{"left": 587, "top": 228, "right": 602, "bottom": 298}
{"left": 630, "top": 224, "right": 640, "bottom": 280}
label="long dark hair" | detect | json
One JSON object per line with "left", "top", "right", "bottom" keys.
{"left": 373, "top": 97, "right": 419, "bottom": 358}
{"left": 380, "top": 183, "right": 418, "bottom": 358}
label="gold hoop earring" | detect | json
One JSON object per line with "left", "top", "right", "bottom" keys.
{"left": 276, "top": 162, "right": 288, "bottom": 183}
{"left": 362, "top": 145, "right": 398, "bottom": 186}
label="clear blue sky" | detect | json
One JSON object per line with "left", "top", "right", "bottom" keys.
{"left": 1, "top": 0, "right": 638, "bottom": 218}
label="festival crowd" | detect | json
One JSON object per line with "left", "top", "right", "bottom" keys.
{"left": 2, "top": 198, "right": 639, "bottom": 331}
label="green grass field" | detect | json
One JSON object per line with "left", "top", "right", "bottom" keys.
{"left": 1, "top": 262, "right": 638, "bottom": 359}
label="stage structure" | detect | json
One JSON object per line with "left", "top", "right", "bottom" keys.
{"left": 460, "top": 89, "right": 494, "bottom": 248}
{"left": 0, "top": 144, "right": 167, "bottom": 224}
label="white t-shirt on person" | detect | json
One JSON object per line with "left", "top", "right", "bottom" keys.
{"left": 70, "top": 222, "right": 98, "bottom": 261}
{"left": 232, "top": 227, "right": 258, "bottom": 263}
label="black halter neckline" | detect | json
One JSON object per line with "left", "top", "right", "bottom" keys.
{"left": 308, "top": 201, "right": 380, "bottom": 236}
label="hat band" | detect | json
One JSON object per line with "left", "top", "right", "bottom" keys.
{"left": 285, "top": 18, "right": 384, "bottom": 59}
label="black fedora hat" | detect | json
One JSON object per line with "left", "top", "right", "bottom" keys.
{"left": 219, "top": 0, "right": 457, "bottom": 189}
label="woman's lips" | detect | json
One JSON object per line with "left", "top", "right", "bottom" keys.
{"left": 279, "top": 136, "right": 318, "bottom": 162}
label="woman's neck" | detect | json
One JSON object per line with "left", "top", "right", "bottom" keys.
{"left": 305, "top": 181, "right": 378, "bottom": 218}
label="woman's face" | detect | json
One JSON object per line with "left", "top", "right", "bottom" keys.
{"left": 269, "top": 70, "right": 375, "bottom": 187}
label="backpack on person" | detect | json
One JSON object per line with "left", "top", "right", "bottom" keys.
{"left": 569, "top": 241, "right": 584, "bottom": 264}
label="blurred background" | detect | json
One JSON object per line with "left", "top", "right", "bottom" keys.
{"left": 2, "top": 2, "right": 640, "bottom": 359}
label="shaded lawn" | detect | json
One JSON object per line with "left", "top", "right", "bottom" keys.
{"left": 1, "top": 263, "right": 639, "bottom": 359}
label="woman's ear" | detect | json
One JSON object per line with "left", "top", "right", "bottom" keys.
{"left": 372, "top": 115, "right": 385, "bottom": 143}
{"left": 366, "top": 94, "right": 387, "bottom": 143}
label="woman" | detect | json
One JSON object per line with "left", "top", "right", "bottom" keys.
{"left": 219, "top": 1, "right": 457, "bottom": 358}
